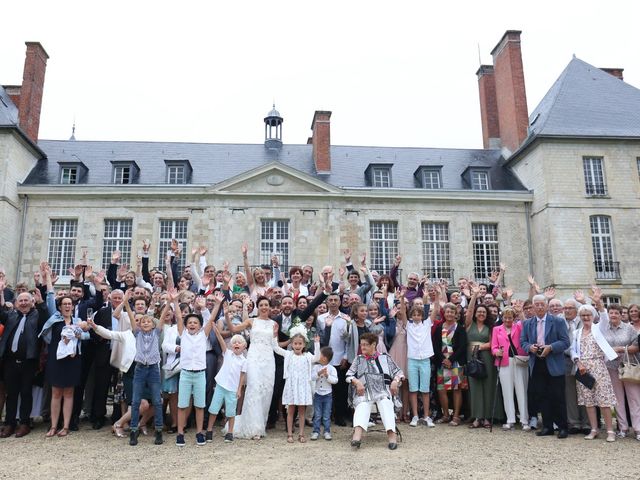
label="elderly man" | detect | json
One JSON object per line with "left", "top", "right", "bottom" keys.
{"left": 0, "top": 285, "right": 50, "bottom": 437}
{"left": 390, "top": 256, "right": 423, "bottom": 305}
{"left": 521, "top": 294, "right": 570, "bottom": 439}
{"left": 562, "top": 298, "right": 589, "bottom": 434}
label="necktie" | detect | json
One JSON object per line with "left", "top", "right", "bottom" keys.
{"left": 537, "top": 318, "right": 545, "bottom": 346}
{"left": 11, "top": 315, "right": 27, "bottom": 353}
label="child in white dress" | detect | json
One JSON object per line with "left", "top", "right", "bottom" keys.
{"left": 274, "top": 332, "right": 320, "bottom": 443}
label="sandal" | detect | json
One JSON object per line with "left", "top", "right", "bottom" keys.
{"left": 468, "top": 420, "right": 481, "bottom": 429}
{"left": 436, "top": 416, "right": 451, "bottom": 424}
{"left": 45, "top": 427, "right": 57, "bottom": 438}
{"left": 483, "top": 420, "right": 492, "bottom": 429}
{"left": 287, "top": 435, "right": 294, "bottom": 443}
{"left": 57, "top": 428, "right": 69, "bottom": 437}
{"left": 112, "top": 423, "right": 125, "bottom": 438}
{"left": 449, "top": 416, "right": 461, "bottom": 427}
{"left": 298, "top": 434, "right": 306, "bottom": 443}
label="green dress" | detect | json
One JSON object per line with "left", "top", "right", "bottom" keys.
{"left": 466, "top": 322, "right": 503, "bottom": 420}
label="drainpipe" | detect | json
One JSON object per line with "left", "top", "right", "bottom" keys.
{"left": 15, "top": 194, "right": 28, "bottom": 285}
{"left": 524, "top": 201, "right": 533, "bottom": 274}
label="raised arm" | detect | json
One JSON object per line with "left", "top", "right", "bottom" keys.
{"left": 203, "top": 291, "right": 224, "bottom": 337}
{"left": 165, "top": 253, "right": 175, "bottom": 291}
{"left": 241, "top": 242, "right": 254, "bottom": 290}
{"left": 211, "top": 321, "right": 227, "bottom": 354}
{"left": 465, "top": 284, "right": 479, "bottom": 329}
{"left": 169, "top": 289, "right": 183, "bottom": 337}
{"left": 225, "top": 297, "right": 252, "bottom": 333}
{"left": 122, "top": 289, "right": 135, "bottom": 331}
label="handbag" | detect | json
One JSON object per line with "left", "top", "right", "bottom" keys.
{"left": 514, "top": 355, "right": 530, "bottom": 367}
{"left": 466, "top": 346, "right": 487, "bottom": 379}
{"left": 575, "top": 370, "right": 596, "bottom": 390}
{"left": 618, "top": 346, "right": 640, "bottom": 384}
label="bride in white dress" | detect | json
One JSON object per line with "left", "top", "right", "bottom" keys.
{"left": 226, "top": 296, "right": 280, "bottom": 439}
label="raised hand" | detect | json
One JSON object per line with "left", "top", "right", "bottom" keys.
{"left": 574, "top": 289, "right": 586, "bottom": 304}
{"left": 166, "top": 287, "right": 179, "bottom": 303}
{"left": 33, "top": 271, "right": 41, "bottom": 285}
{"left": 343, "top": 248, "right": 351, "bottom": 263}
{"left": 112, "top": 250, "right": 121, "bottom": 264}
{"left": 394, "top": 255, "right": 402, "bottom": 266}
{"left": 339, "top": 266, "right": 346, "bottom": 278}
{"left": 527, "top": 274, "right": 535, "bottom": 286}
{"left": 360, "top": 252, "right": 366, "bottom": 267}
{"left": 199, "top": 246, "right": 208, "bottom": 256}
{"left": 513, "top": 299, "right": 524, "bottom": 314}
{"left": 33, "top": 288, "right": 43, "bottom": 304}
{"left": 389, "top": 307, "right": 398, "bottom": 318}
{"left": 241, "top": 242, "right": 248, "bottom": 257}
{"left": 591, "top": 285, "right": 602, "bottom": 303}
{"left": 543, "top": 287, "right": 556, "bottom": 300}
{"left": 222, "top": 271, "right": 232, "bottom": 285}
{"left": 503, "top": 287, "right": 513, "bottom": 300}
{"left": 222, "top": 260, "right": 230, "bottom": 272}
{"left": 85, "top": 265, "right": 94, "bottom": 279}
{"left": 489, "top": 270, "right": 499, "bottom": 283}
{"left": 192, "top": 248, "right": 199, "bottom": 261}
{"left": 499, "top": 262, "right": 507, "bottom": 272}
{"left": 142, "top": 239, "right": 151, "bottom": 254}
{"left": 117, "top": 264, "right": 128, "bottom": 278}
{"left": 194, "top": 295, "right": 206, "bottom": 310}
{"left": 213, "top": 291, "right": 225, "bottom": 304}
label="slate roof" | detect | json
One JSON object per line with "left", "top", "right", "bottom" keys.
{"left": 0, "top": 86, "right": 19, "bottom": 127}
{"left": 28, "top": 139, "right": 527, "bottom": 191}
{"left": 528, "top": 57, "right": 640, "bottom": 138}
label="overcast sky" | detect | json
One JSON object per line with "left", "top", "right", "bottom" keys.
{"left": 1, "top": 1, "right": 639, "bottom": 149}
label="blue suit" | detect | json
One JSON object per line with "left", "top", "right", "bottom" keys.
{"left": 520, "top": 313, "right": 570, "bottom": 431}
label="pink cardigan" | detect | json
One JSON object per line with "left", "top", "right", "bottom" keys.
{"left": 491, "top": 322, "right": 526, "bottom": 367}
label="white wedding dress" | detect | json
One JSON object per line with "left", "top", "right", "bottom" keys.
{"left": 233, "top": 318, "right": 277, "bottom": 439}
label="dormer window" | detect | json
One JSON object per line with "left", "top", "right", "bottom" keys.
{"left": 414, "top": 166, "right": 442, "bottom": 189}
{"left": 365, "top": 164, "right": 393, "bottom": 187}
{"left": 58, "top": 161, "right": 88, "bottom": 184}
{"left": 165, "top": 160, "right": 192, "bottom": 185}
{"left": 112, "top": 161, "right": 140, "bottom": 185}
{"left": 471, "top": 170, "right": 490, "bottom": 190}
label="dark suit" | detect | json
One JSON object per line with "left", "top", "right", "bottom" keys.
{"left": 521, "top": 313, "right": 570, "bottom": 431}
{"left": 91, "top": 305, "right": 116, "bottom": 423}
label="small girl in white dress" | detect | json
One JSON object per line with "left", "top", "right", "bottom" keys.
{"left": 274, "top": 332, "right": 320, "bottom": 443}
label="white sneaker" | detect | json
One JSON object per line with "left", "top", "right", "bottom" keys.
{"left": 409, "top": 416, "right": 419, "bottom": 427}
{"left": 617, "top": 430, "right": 627, "bottom": 438}
{"left": 522, "top": 424, "right": 531, "bottom": 431}
{"left": 324, "top": 432, "right": 332, "bottom": 441}
{"left": 423, "top": 417, "right": 435, "bottom": 428}
{"left": 502, "top": 423, "right": 514, "bottom": 430}
{"left": 310, "top": 432, "right": 319, "bottom": 441}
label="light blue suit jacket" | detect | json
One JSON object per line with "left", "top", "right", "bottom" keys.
{"left": 520, "top": 313, "right": 570, "bottom": 377}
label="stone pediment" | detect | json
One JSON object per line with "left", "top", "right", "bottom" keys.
{"left": 213, "top": 162, "right": 340, "bottom": 194}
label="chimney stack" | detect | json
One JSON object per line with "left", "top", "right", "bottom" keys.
{"left": 18, "top": 42, "right": 49, "bottom": 142}
{"left": 311, "top": 111, "right": 331, "bottom": 173}
{"left": 476, "top": 65, "right": 501, "bottom": 149}
{"left": 487, "top": 30, "right": 529, "bottom": 155}
{"left": 600, "top": 67, "right": 624, "bottom": 81}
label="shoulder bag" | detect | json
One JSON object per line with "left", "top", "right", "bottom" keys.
{"left": 466, "top": 345, "right": 487, "bottom": 379}
{"left": 619, "top": 346, "right": 640, "bottom": 384}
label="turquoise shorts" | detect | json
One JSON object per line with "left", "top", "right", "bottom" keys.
{"left": 178, "top": 370, "right": 206, "bottom": 408}
{"left": 407, "top": 358, "right": 431, "bottom": 393}
{"left": 208, "top": 385, "right": 238, "bottom": 417}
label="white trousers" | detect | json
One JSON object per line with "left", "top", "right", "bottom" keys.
{"left": 353, "top": 398, "right": 396, "bottom": 432}
{"left": 498, "top": 357, "right": 529, "bottom": 424}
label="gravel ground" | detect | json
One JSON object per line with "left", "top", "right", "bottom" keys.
{"left": 0, "top": 421, "right": 635, "bottom": 479}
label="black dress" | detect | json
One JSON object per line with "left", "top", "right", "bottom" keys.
{"left": 46, "top": 321, "right": 82, "bottom": 388}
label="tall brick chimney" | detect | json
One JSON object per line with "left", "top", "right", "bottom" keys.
{"left": 18, "top": 42, "right": 49, "bottom": 142}
{"left": 600, "top": 67, "right": 624, "bottom": 81}
{"left": 490, "top": 30, "right": 528, "bottom": 155}
{"left": 476, "top": 65, "right": 501, "bottom": 149}
{"left": 311, "top": 111, "right": 331, "bottom": 173}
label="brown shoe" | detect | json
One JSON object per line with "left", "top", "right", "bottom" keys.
{"left": 15, "top": 424, "right": 31, "bottom": 438}
{"left": 0, "top": 425, "right": 15, "bottom": 438}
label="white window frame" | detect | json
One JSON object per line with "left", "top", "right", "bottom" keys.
{"left": 590, "top": 215, "right": 617, "bottom": 278}
{"left": 48, "top": 219, "right": 78, "bottom": 278}
{"left": 102, "top": 219, "right": 133, "bottom": 270}
{"left": 603, "top": 295, "right": 621, "bottom": 307}
{"left": 370, "top": 221, "right": 398, "bottom": 274}
{"left": 113, "top": 165, "right": 132, "bottom": 184}
{"left": 260, "top": 219, "right": 290, "bottom": 270}
{"left": 422, "top": 169, "right": 442, "bottom": 189}
{"left": 60, "top": 167, "right": 78, "bottom": 185}
{"left": 158, "top": 219, "right": 188, "bottom": 272}
{"left": 472, "top": 223, "right": 500, "bottom": 280}
{"left": 583, "top": 156, "right": 607, "bottom": 196}
{"left": 421, "top": 222, "right": 451, "bottom": 280}
{"left": 471, "top": 170, "right": 490, "bottom": 190}
{"left": 167, "top": 165, "right": 186, "bottom": 185}
{"left": 372, "top": 167, "right": 392, "bottom": 188}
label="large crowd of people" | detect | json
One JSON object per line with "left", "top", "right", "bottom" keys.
{"left": 0, "top": 242, "right": 639, "bottom": 450}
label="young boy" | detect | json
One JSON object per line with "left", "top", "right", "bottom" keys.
{"left": 173, "top": 289, "right": 221, "bottom": 447}
{"left": 310, "top": 347, "right": 338, "bottom": 441}
{"left": 407, "top": 306, "right": 435, "bottom": 427}
{"left": 205, "top": 316, "right": 247, "bottom": 443}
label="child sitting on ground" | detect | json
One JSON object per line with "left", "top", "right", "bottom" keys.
{"left": 205, "top": 305, "right": 247, "bottom": 443}
{"left": 310, "top": 347, "right": 338, "bottom": 441}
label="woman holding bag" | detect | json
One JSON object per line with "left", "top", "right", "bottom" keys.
{"left": 491, "top": 307, "right": 529, "bottom": 430}
{"left": 571, "top": 304, "right": 618, "bottom": 442}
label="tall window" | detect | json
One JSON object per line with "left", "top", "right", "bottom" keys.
{"left": 583, "top": 157, "right": 607, "bottom": 196}
{"left": 421, "top": 222, "right": 451, "bottom": 280}
{"left": 590, "top": 215, "right": 619, "bottom": 279}
{"left": 158, "top": 220, "right": 188, "bottom": 272}
{"left": 471, "top": 170, "right": 490, "bottom": 190}
{"left": 167, "top": 165, "right": 186, "bottom": 184}
{"left": 370, "top": 221, "right": 398, "bottom": 274}
{"left": 102, "top": 219, "right": 133, "bottom": 270}
{"left": 48, "top": 219, "right": 78, "bottom": 277}
{"left": 472, "top": 223, "right": 499, "bottom": 280}
{"left": 260, "top": 220, "right": 290, "bottom": 269}
{"left": 372, "top": 167, "right": 391, "bottom": 188}
{"left": 60, "top": 167, "right": 78, "bottom": 184}
{"left": 113, "top": 165, "right": 132, "bottom": 184}
{"left": 422, "top": 169, "right": 442, "bottom": 189}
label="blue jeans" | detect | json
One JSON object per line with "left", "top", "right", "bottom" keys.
{"left": 131, "top": 363, "right": 163, "bottom": 431}
{"left": 313, "top": 392, "right": 333, "bottom": 434}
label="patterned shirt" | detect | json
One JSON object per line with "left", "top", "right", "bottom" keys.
{"left": 134, "top": 329, "right": 161, "bottom": 365}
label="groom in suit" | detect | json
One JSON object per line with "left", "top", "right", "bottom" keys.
{"left": 521, "top": 294, "right": 571, "bottom": 438}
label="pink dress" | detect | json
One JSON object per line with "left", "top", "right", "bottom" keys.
{"left": 389, "top": 320, "right": 408, "bottom": 374}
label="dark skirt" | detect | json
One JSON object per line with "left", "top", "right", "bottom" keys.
{"left": 45, "top": 322, "right": 82, "bottom": 388}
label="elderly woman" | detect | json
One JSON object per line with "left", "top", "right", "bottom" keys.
{"left": 491, "top": 307, "right": 529, "bottom": 430}
{"left": 346, "top": 332, "right": 404, "bottom": 450}
{"left": 571, "top": 304, "right": 618, "bottom": 442}
{"left": 629, "top": 304, "right": 640, "bottom": 332}
{"left": 598, "top": 304, "right": 640, "bottom": 439}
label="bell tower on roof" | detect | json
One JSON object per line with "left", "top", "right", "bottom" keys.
{"left": 264, "top": 104, "right": 283, "bottom": 150}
